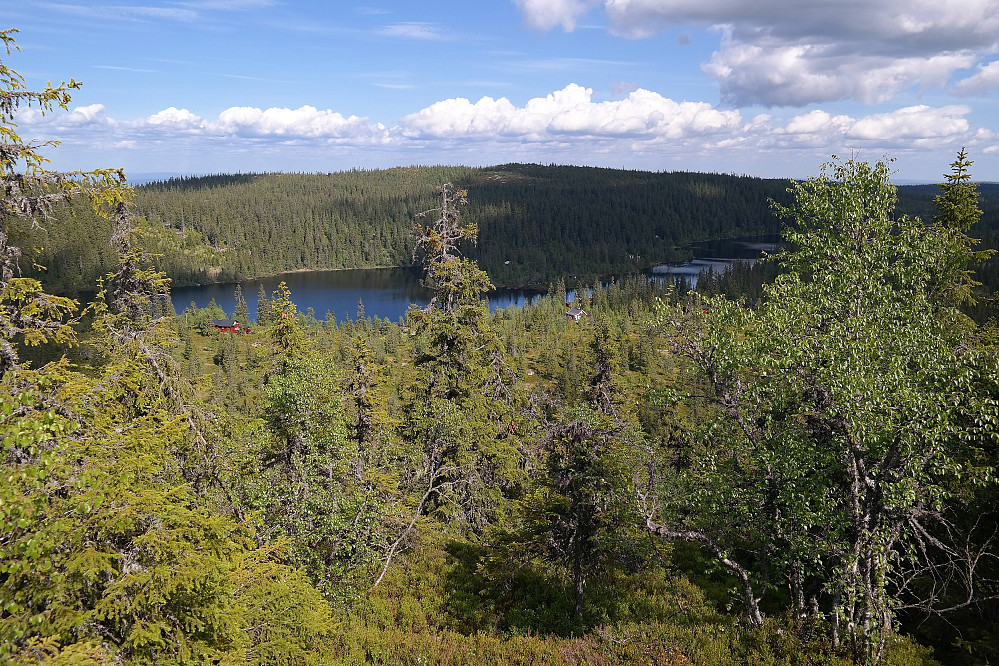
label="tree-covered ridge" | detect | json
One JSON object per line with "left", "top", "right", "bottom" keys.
{"left": 23, "top": 165, "right": 794, "bottom": 292}
{"left": 27, "top": 164, "right": 999, "bottom": 301}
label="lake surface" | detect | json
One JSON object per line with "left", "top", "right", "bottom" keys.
{"left": 172, "top": 237, "right": 778, "bottom": 324}
{"left": 172, "top": 267, "right": 543, "bottom": 325}
{"left": 651, "top": 237, "right": 779, "bottom": 288}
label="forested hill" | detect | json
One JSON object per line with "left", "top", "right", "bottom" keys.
{"left": 132, "top": 164, "right": 794, "bottom": 288}
{"left": 26, "top": 165, "right": 786, "bottom": 292}
{"left": 28, "top": 164, "right": 999, "bottom": 294}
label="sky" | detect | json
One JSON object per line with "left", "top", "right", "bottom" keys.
{"left": 2, "top": 0, "right": 998, "bottom": 183}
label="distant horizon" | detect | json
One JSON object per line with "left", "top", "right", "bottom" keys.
{"left": 123, "top": 165, "right": 989, "bottom": 189}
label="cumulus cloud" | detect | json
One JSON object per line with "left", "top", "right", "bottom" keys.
{"left": 12, "top": 88, "right": 995, "bottom": 177}
{"left": 515, "top": 0, "right": 999, "bottom": 107}
{"left": 955, "top": 60, "right": 999, "bottom": 95}
{"left": 17, "top": 103, "right": 113, "bottom": 131}
{"left": 146, "top": 107, "right": 205, "bottom": 130}
{"left": 781, "top": 110, "right": 853, "bottom": 137}
{"left": 214, "top": 106, "right": 387, "bottom": 141}
{"left": 17, "top": 103, "right": 388, "bottom": 145}
{"left": 846, "top": 105, "right": 970, "bottom": 141}
{"left": 400, "top": 84, "right": 742, "bottom": 141}
{"left": 62, "top": 104, "right": 110, "bottom": 124}
{"left": 703, "top": 41, "right": 974, "bottom": 106}
{"left": 396, "top": 84, "right": 992, "bottom": 159}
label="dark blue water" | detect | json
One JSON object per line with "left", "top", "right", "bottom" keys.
{"left": 172, "top": 237, "right": 777, "bottom": 324}
{"left": 651, "top": 237, "right": 778, "bottom": 288}
{"left": 171, "top": 267, "right": 543, "bottom": 325}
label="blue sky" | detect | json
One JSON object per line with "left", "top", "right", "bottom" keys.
{"left": 3, "top": 0, "right": 998, "bottom": 182}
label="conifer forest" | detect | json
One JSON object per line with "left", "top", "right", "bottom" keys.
{"left": 3, "top": 28, "right": 999, "bottom": 666}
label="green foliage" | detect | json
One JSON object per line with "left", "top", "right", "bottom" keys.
{"left": 16, "top": 162, "right": 999, "bottom": 309}
{"left": 251, "top": 353, "right": 365, "bottom": 588}
{"left": 1, "top": 32, "right": 335, "bottom": 666}
{"left": 330, "top": 534, "right": 938, "bottom": 665}
{"left": 229, "top": 546, "right": 336, "bottom": 665}
{"left": 133, "top": 216, "right": 228, "bottom": 286}
{"left": 399, "top": 186, "right": 527, "bottom": 534}
{"left": 412, "top": 184, "right": 492, "bottom": 313}
{"left": 934, "top": 147, "right": 983, "bottom": 234}
{"left": 256, "top": 282, "right": 274, "bottom": 325}
{"left": 268, "top": 281, "right": 306, "bottom": 364}
{"left": 403, "top": 301, "right": 525, "bottom": 529}
{"left": 0, "top": 277, "right": 78, "bottom": 377}
{"left": 0, "top": 378, "right": 333, "bottom": 665}
{"left": 0, "top": 28, "right": 126, "bottom": 378}
{"left": 233, "top": 283, "right": 249, "bottom": 325}
{"left": 649, "top": 155, "right": 998, "bottom": 663}
{"left": 228, "top": 300, "right": 404, "bottom": 597}
{"left": 512, "top": 404, "right": 644, "bottom": 620}
{"left": 929, "top": 147, "right": 995, "bottom": 307}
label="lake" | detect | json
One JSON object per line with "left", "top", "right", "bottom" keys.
{"left": 651, "top": 237, "right": 779, "bottom": 288}
{"left": 171, "top": 267, "right": 543, "bottom": 325}
{"left": 172, "top": 237, "right": 778, "bottom": 324}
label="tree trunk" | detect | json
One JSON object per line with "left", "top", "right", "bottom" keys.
{"left": 646, "top": 520, "right": 764, "bottom": 626}
{"left": 573, "top": 555, "right": 584, "bottom": 619}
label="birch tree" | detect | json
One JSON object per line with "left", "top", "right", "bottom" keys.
{"left": 645, "top": 155, "right": 998, "bottom": 663}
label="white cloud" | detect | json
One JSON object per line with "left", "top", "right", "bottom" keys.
{"left": 215, "top": 106, "right": 386, "bottom": 141}
{"left": 446, "top": 85, "right": 984, "bottom": 152}
{"left": 401, "top": 95, "right": 518, "bottom": 138}
{"left": 703, "top": 42, "right": 975, "bottom": 106}
{"left": 16, "top": 103, "right": 388, "bottom": 146}
{"left": 53, "top": 103, "right": 111, "bottom": 126}
{"left": 782, "top": 110, "right": 852, "bottom": 136}
{"left": 41, "top": 3, "right": 199, "bottom": 22}
{"left": 146, "top": 107, "right": 204, "bottom": 129}
{"left": 400, "top": 84, "right": 742, "bottom": 141}
{"left": 846, "top": 105, "right": 969, "bottom": 141}
{"left": 94, "top": 65, "right": 158, "bottom": 73}
{"left": 379, "top": 23, "right": 445, "bottom": 40}
{"left": 43, "top": 0, "right": 274, "bottom": 22}
{"left": 955, "top": 60, "right": 999, "bottom": 95}
{"left": 12, "top": 88, "right": 996, "bottom": 179}
{"left": 513, "top": 0, "right": 600, "bottom": 32}
{"left": 516, "top": 0, "right": 999, "bottom": 107}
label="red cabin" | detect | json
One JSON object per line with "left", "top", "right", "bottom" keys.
{"left": 211, "top": 319, "right": 242, "bottom": 333}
